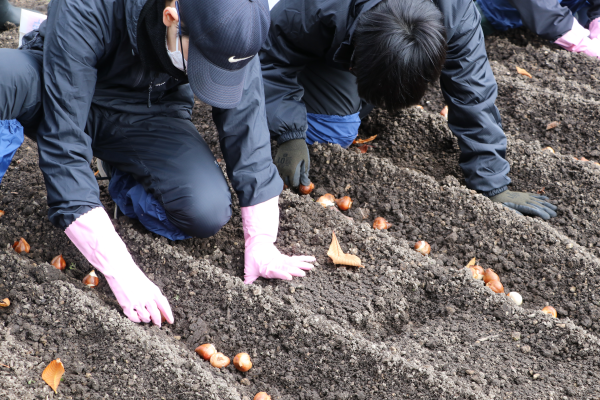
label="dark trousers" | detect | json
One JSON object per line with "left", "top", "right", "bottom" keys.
{"left": 0, "top": 48, "right": 232, "bottom": 238}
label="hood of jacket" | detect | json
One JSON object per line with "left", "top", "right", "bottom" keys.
{"left": 125, "top": 0, "right": 148, "bottom": 55}
{"left": 333, "top": 0, "right": 383, "bottom": 63}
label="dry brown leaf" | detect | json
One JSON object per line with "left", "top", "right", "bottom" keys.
{"left": 0, "top": 298, "right": 9, "bottom": 307}
{"left": 353, "top": 135, "right": 377, "bottom": 144}
{"left": 0, "top": 210, "right": 5, "bottom": 217}
{"left": 546, "top": 121, "right": 559, "bottom": 130}
{"left": 465, "top": 257, "right": 477, "bottom": 269}
{"left": 42, "top": 359, "right": 65, "bottom": 393}
{"left": 327, "top": 232, "right": 363, "bottom": 268}
{"left": 516, "top": 67, "right": 532, "bottom": 78}
{"left": 537, "top": 187, "right": 546, "bottom": 195}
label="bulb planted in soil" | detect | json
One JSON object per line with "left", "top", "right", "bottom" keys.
{"left": 51, "top": 255, "right": 66, "bottom": 271}
{"left": 209, "top": 352, "right": 230, "bottom": 368}
{"left": 0, "top": 298, "right": 9, "bottom": 307}
{"left": 82, "top": 270, "right": 99, "bottom": 288}
{"left": 12, "top": 238, "right": 30, "bottom": 254}
{"left": 317, "top": 193, "right": 336, "bottom": 208}
{"left": 233, "top": 353, "right": 252, "bottom": 372}
{"left": 483, "top": 268, "right": 499, "bottom": 284}
{"left": 372, "top": 217, "right": 391, "bottom": 230}
{"left": 195, "top": 344, "right": 216, "bottom": 361}
{"left": 542, "top": 306, "right": 557, "bottom": 318}
{"left": 298, "top": 182, "right": 314, "bottom": 195}
{"left": 414, "top": 241, "right": 431, "bottom": 256}
{"left": 507, "top": 292, "right": 522, "bottom": 306}
{"left": 254, "top": 393, "right": 271, "bottom": 400}
{"left": 486, "top": 280, "right": 504, "bottom": 294}
{"left": 440, "top": 105, "right": 448, "bottom": 119}
{"left": 469, "top": 265, "right": 484, "bottom": 280}
{"left": 335, "top": 196, "right": 353, "bottom": 211}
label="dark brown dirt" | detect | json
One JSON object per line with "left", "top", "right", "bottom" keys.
{"left": 2, "top": 4, "right": 600, "bottom": 400}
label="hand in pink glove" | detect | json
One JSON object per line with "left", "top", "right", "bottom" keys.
{"left": 555, "top": 19, "right": 600, "bottom": 59}
{"left": 65, "top": 207, "right": 174, "bottom": 326}
{"left": 590, "top": 17, "right": 600, "bottom": 39}
{"left": 242, "top": 196, "right": 315, "bottom": 284}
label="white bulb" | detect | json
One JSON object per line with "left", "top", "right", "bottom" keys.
{"left": 507, "top": 292, "right": 522, "bottom": 306}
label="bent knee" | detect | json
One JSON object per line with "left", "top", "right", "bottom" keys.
{"left": 0, "top": 49, "right": 43, "bottom": 121}
{"left": 165, "top": 192, "right": 232, "bottom": 238}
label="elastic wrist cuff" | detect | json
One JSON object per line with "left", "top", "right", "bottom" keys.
{"left": 480, "top": 185, "right": 508, "bottom": 197}
{"left": 277, "top": 130, "right": 307, "bottom": 145}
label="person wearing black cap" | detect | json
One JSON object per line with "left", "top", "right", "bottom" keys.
{"left": 261, "top": 0, "right": 558, "bottom": 221}
{"left": 0, "top": 0, "right": 314, "bottom": 326}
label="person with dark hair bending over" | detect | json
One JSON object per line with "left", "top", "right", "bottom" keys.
{"left": 474, "top": 0, "right": 600, "bottom": 59}
{"left": 261, "top": 0, "right": 558, "bottom": 220}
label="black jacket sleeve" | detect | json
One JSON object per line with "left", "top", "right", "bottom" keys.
{"left": 507, "top": 0, "right": 574, "bottom": 40}
{"left": 259, "top": 0, "right": 338, "bottom": 144}
{"left": 589, "top": 0, "right": 600, "bottom": 22}
{"left": 437, "top": 0, "right": 511, "bottom": 194}
{"left": 212, "top": 57, "right": 284, "bottom": 207}
{"left": 37, "top": 0, "right": 115, "bottom": 229}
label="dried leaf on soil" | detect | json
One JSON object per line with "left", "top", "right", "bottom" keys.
{"left": 0, "top": 298, "right": 10, "bottom": 307}
{"left": 465, "top": 257, "right": 477, "bottom": 268}
{"left": 0, "top": 210, "right": 4, "bottom": 217}
{"left": 353, "top": 135, "right": 377, "bottom": 144}
{"left": 327, "top": 231, "right": 363, "bottom": 268}
{"left": 537, "top": 187, "right": 545, "bottom": 195}
{"left": 516, "top": 66, "right": 532, "bottom": 78}
{"left": 42, "top": 359, "right": 65, "bottom": 393}
{"left": 546, "top": 121, "right": 559, "bottom": 130}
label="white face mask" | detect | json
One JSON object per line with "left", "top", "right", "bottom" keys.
{"left": 166, "top": 28, "right": 187, "bottom": 72}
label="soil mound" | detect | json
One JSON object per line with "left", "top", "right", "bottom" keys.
{"left": 2, "top": 12, "right": 600, "bottom": 400}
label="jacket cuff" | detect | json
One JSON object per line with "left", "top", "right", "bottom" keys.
{"left": 277, "top": 130, "right": 306, "bottom": 145}
{"left": 480, "top": 185, "right": 508, "bottom": 198}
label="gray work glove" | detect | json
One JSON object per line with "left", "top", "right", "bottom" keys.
{"left": 489, "top": 190, "right": 558, "bottom": 220}
{"left": 274, "top": 139, "right": 311, "bottom": 188}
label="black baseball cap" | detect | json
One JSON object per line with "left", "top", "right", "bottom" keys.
{"left": 180, "top": 0, "right": 270, "bottom": 109}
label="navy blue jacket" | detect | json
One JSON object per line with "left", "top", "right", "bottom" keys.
{"left": 20, "top": 0, "right": 281, "bottom": 230}
{"left": 477, "top": 0, "right": 600, "bottom": 40}
{"left": 261, "top": 0, "right": 512, "bottom": 194}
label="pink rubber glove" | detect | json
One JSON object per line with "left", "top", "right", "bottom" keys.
{"left": 555, "top": 19, "right": 600, "bottom": 59}
{"left": 241, "top": 196, "right": 315, "bottom": 284}
{"left": 65, "top": 207, "right": 174, "bottom": 326}
{"left": 590, "top": 17, "right": 600, "bottom": 39}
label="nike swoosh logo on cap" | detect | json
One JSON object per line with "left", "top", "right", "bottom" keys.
{"left": 228, "top": 55, "right": 254, "bottom": 63}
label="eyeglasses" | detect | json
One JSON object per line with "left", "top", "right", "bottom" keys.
{"left": 175, "top": 1, "right": 187, "bottom": 75}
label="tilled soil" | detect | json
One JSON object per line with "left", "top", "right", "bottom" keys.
{"left": 2, "top": 9, "right": 600, "bottom": 400}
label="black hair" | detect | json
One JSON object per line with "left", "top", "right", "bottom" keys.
{"left": 352, "top": 0, "right": 447, "bottom": 112}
